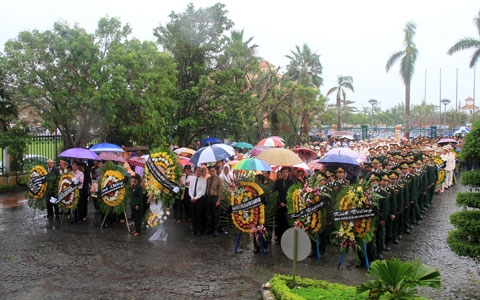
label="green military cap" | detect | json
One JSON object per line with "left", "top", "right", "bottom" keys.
{"left": 370, "top": 173, "right": 380, "bottom": 181}
{"left": 372, "top": 158, "right": 380, "bottom": 164}
{"left": 401, "top": 163, "right": 409, "bottom": 169}
{"left": 389, "top": 172, "right": 398, "bottom": 179}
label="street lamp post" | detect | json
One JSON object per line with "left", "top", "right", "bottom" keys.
{"left": 368, "top": 99, "right": 377, "bottom": 138}
{"left": 441, "top": 98, "right": 451, "bottom": 136}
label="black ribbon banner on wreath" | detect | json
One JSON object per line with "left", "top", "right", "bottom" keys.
{"left": 100, "top": 180, "right": 126, "bottom": 198}
{"left": 146, "top": 157, "right": 180, "bottom": 193}
{"left": 437, "top": 161, "right": 446, "bottom": 171}
{"left": 332, "top": 208, "right": 376, "bottom": 222}
{"left": 58, "top": 181, "right": 78, "bottom": 202}
{"left": 231, "top": 196, "right": 262, "bottom": 212}
{"left": 288, "top": 201, "right": 327, "bottom": 219}
{"left": 28, "top": 175, "right": 48, "bottom": 195}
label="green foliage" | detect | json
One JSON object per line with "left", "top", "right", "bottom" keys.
{"left": 0, "top": 123, "right": 31, "bottom": 172}
{"left": 446, "top": 230, "right": 480, "bottom": 263}
{"left": 450, "top": 210, "right": 480, "bottom": 234}
{"left": 456, "top": 192, "right": 480, "bottom": 209}
{"left": 3, "top": 17, "right": 176, "bottom": 148}
{"left": 447, "top": 10, "right": 480, "bottom": 68}
{"left": 357, "top": 258, "right": 441, "bottom": 299}
{"left": 269, "top": 274, "right": 369, "bottom": 300}
{"left": 460, "top": 119, "right": 480, "bottom": 163}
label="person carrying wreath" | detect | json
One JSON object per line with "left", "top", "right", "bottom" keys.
{"left": 130, "top": 173, "right": 144, "bottom": 236}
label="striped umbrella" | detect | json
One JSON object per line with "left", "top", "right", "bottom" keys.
{"left": 256, "top": 137, "right": 285, "bottom": 147}
{"left": 189, "top": 144, "right": 235, "bottom": 165}
{"left": 233, "top": 158, "right": 272, "bottom": 171}
{"left": 98, "top": 152, "right": 125, "bottom": 162}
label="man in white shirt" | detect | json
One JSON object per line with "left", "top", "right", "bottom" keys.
{"left": 189, "top": 167, "right": 207, "bottom": 235}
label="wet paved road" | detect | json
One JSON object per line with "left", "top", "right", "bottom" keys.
{"left": 0, "top": 184, "right": 478, "bottom": 299}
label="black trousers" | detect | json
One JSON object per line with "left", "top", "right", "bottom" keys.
{"left": 206, "top": 196, "right": 220, "bottom": 233}
{"left": 78, "top": 189, "right": 89, "bottom": 220}
{"left": 275, "top": 205, "right": 289, "bottom": 240}
{"left": 191, "top": 197, "right": 206, "bottom": 234}
{"left": 46, "top": 194, "right": 59, "bottom": 217}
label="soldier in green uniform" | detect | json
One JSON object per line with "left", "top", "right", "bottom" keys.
{"left": 375, "top": 173, "right": 389, "bottom": 259}
{"left": 400, "top": 163, "right": 413, "bottom": 233}
{"left": 385, "top": 172, "right": 398, "bottom": 250}
{"left": 425, "top": 155, "right": 438, "bottom": 208}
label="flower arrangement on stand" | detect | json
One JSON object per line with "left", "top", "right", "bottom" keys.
{"left": 26, "top": 165, "right": 49, "bottom": 210}
{"left": 334, "top": 183, "right": 380, "bottom": 257}
{"left": 434, "top": 156, "right": 446, "bottom": 189}
{"left": 143, "top": 150, "right": 181, "bottom": 207}
{"left": 287, "top": 176, "right": 328, "bottom": 240}
{"left": 249, "top": 224, "right": 267, "bottom": 244}
{"left": 98, "top": 161, "right": 130, "bottom": 215}
{"left": 230, "top": 181, "right": 265, "bottom": 233}
{"left": 57, "top": 173, "right": 80, "bottom": 211}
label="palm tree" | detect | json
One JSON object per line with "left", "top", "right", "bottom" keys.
{"left": 386, "top": 22, "right": 418, "bottom": 139}
{"left": 326, "top": 75, "right": 354, "bottom": 130}
{"left": 447, "top": 10, "right": 480, "bottom": 68}
{"left": 285, "top": 43, "right": 323, "bottom": 89}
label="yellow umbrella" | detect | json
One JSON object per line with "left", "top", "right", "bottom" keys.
{"left": 255, "top": 148, "right": 302, "bottom": 166}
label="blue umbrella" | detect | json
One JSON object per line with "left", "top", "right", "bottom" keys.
{"left": 90, "top": 142, "right": 124, "bottom": 153}
{"left": 233, "top": 158, "right": 272, "bottom": 171}
{"left": 200, "top": 137, "right": 222, "bottom": 146}
{"left": 318, "top": 153, "right": 360, "bottom": 167}
{"left": 189, "top": 144, "right": 235, "bottom": 165}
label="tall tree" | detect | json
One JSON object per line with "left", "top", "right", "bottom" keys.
{"left": 326, "top": 75, "right": 354, "bottom": 130}
{"left": 2, "top": 17, "right": 176, "bottom": 148}
{"left": 154, "top": 3, "right": 234, "bottom": 146}
{"left": 285, "top": 43, "right": 323, "bottom": 88}
{"left": 447, "top": 10, "right": 480, "bottom": 68}
{"left": 283, "top": 44, "right": 323, "bottom": 142}
{"left": 386, "top": 22, "right": 418, "bottom": 139}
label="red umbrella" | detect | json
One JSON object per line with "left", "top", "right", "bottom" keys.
{"left": 307, "top": 160, "right": 325, "bottom": 172}
{"left": 98, "top": 152, "right": 125, "bottom": 162}
{"left": 292, "top": 147, "right": 318, "bottom": 161}
{"left": 178, "top": 156, "right": 192, "bottom": 166}
{"left": 127, "top": 156, "right": 145, "bottom": 167}
{"left": 256, "top": 137, "right": 285, "bottom": 147}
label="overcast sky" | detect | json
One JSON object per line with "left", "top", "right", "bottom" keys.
{"left": 2, "top": 0, "right": 480, "bottom": 112}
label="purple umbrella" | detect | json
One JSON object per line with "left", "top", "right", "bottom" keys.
{"left": 318, "top": 153, "right": 360, "bottom": 168}
{"left": 437, "top": 138, "right": 458, "bottom": 144}
{"left": 59, "top": 148, "right": 99, "bottom": 160}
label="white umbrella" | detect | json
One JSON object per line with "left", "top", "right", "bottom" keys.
{"left": 189, "top": 144, "right": 235, "bottom": 165}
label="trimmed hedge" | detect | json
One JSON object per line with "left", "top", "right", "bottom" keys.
{"left": 269, "top": 274, "right": 369, "bottom": 300}
{"left": 450, "top": 210, "right": 480, "bottom": 235}
{"left": 460, "top": 170, "right": 480, "bottom": 187}
{"left": 446, "top": 230, "right": 480, "bottom": 263}
{"left": 456, "top": 192, "right": 480, "bottom": 208}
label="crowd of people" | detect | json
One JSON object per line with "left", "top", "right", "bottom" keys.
{"left": 41, "top": 135, "right": 461, "bottom": 261}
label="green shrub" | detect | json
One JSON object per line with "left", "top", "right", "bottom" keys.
{"left": 460, "top": 171, "right": 480, "bottom": 188}
{"left": 269, "top": 274, "right": 369, "bottom": 300}
{"left": 456, "top": 192, "right": 480, "bottom": 208}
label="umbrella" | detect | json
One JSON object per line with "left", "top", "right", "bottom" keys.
{"left": 454, "top": 126, "right": 470, "bottom": 135}
{"left": 438, "top": 138, "right": 458, "bottom": 144}
{"left": 233, "top": 142, "right": 254, "bottom": 149}
{"left": 324, "top": 147, "right": 359, "bottom": 158}
{"left": 90, "top": 142, "right": 124, "bottom": 153}
{"left": 256, "top": 137, "right": 285, "bottom": 147}
{"left": 256, "top": 148, "right": 302, "bottom": 166}
{"left": 200, "top": 137, "right": 222, "bottom": 147}
{"left": 292, "top": 147, "right": 318, "bottom": 161}
{"left": 98, "top": 152, "right": 125, "bottom": 162}
{"left": 178, "top": 156, "right": 192, "bottom": 167}
{"left": 307, "top": 160, "right": 325, "bottom": 171}
{"left": 293, "top": 162, "right": 313, "bottom": 175}
{"left": 189, "top": 144, "right": 235, "bottom": 165}
{"left": 270, "top": 136, "right": 285, "bottom": 142}
{"left": 318, "top": 153, "right": 360, "bottom": 168}
{"left": 326, "top": 131, "right": 352, "bottom": 137}
{"left": 59, "top": 148, "right": 98, "bottom": 160}
{"left": 127, "top": 156, "right": 146, "bottom": 167}
{"left": 174, "top": 147, "right": 196, "bottom": 157}
{"left": 233, "top": 158, "right": 272, "bottom": 171}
